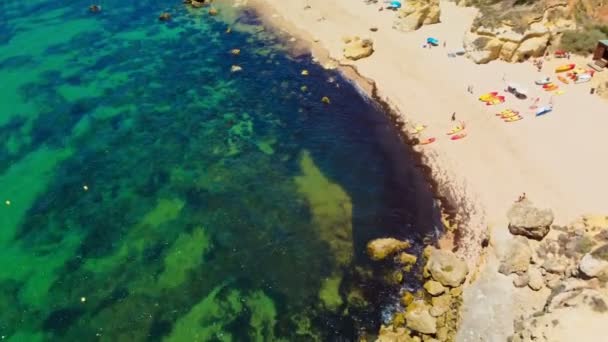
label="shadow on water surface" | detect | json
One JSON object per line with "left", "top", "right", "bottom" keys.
{"left": 0, "top": 0, "right": 443, "bottom": 340}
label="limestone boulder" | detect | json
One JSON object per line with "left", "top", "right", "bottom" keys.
{"left": 511, "top": 34, "right": 550, "bottom": 62}
{"left": 579, "top": 244, "right": 608, "bottom": 278}
{"left": 393, "top": 0, "right": 440, "bottom": 32}
{"left": 343, "top": 36, "right": 374, "bottom": 61}
{"left": 405, "top": 301, "right": 437, "bottom": 334}
{"left": 430, "top": 294, "right": 451, "bottom": 317}
{"left": 426, "top": 248, "right": 469, "bottom": 287}
{"left": 498, "top": 236, "right": 532, "bottom": 275}
{"left": 527, "top": 266, "right": 544, "bottom": 291}
{"left": 367, "top": 238, "right": 410, "bottom": 260}
{"left": 507, "top": 199, "right": 554, "bottom": 240}
{"left": 463, "top": 33, "right": 502, "bottom": 64}
{"left": 423, "top": 280, "right": 446, "bottom": 296}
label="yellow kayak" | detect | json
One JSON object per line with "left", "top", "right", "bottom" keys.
{"left": 478, "top": 92, "right": 498, "bottom": 102}
{"left": 500, "top": 112, "right": 519, "bottom": 119}
{"left": 446, "top": 125, "right": 464, "bottom": 135}
{"left": 410, "top": 124, "right": 427, "bottom": 134}
{"left": 504, "top": 115, "right": 523, "bottom": 122}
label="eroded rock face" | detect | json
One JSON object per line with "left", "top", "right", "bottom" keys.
{"left": 427, "top": 248, "right": 469, "bottom": 287}
{"left": 367, "top": 238, "right": 410, "bottom": 260}
{"left": 507, "top": 199, "right": 554, "bottom": 240}
{"left": 579, "top": 244, "right": 608, "bottom": 278}
{"left": 464, "top": 1, "right": 576, "bottom": 64}
{"left": 343, "top": 36, "right": 374, "bottom": 61}
{"left": 393, "top": 0, "right": 440, "bottom": 32}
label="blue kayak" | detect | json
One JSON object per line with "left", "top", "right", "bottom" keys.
{"left": 390, "top": 1, "right": 402, "bottom": 8}
{"left": 427, "top": 37, "right": 439, "bottom": 46}
{"left": 536, "top": 106, "right": 553, "bottom": 116}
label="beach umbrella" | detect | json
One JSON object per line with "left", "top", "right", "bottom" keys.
{"left": 390, "top": 1, "right": 402, "bottom": 8}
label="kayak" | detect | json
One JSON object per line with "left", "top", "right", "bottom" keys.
{"left": 451, "top": 132, "right": 467, "bottom": 140}
{"left": 485, "top": 96, "right": 505, "bottom": 105}
{"left": 500, "top": 112, "right": 519, "bottom": 119}
{"left": 536, "top": 106, "right": 552, "bottom": 116}
{"left": 427, "top": 37, "right": 439, "bottom": 46}
{"left": 446, "top": 125, "right": 464, "bottom": 135}
{"left": 542, "top": 83, "right": 555, "bottom": 89}
{"left": 557, "top": 76, "right": 569, "bottom": 84}
{"left": 544, "top": 84, "right": 559, "bottom": 91}
{"left": 504, "top": 115, "right": 523, "bottom": 122}
{"left": 535, "top": 77, "right": 551, "bottom": 85}
{"left": 555, "top": 63, "right": 575, "bottom": 73}
{"left": 410, "top": 124, "right": 427, "bottom": 134}
{"left": 478, "top": 92, "right": 498, "bottom": 102}
{"left": 496, "top": 109, "right": 517, "bottom": 116}
{"left": 418, "top": 137, "right": 436, "bottom": 145}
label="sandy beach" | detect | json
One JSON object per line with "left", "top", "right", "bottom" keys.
{"left": 233, "top": 0, "right": 608, "bottom": 339}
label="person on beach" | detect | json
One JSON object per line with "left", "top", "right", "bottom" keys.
{"left": 451, "top": 112, "right": 456, "bottom": 121}
{"left": 517, "top": 192, "right": 526, "bottom": 202}
{"left": 443, "top": 41, "right": 446, "bottom": 48}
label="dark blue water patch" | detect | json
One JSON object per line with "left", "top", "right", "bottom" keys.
{"left": 0, "top": 1, "right": 443, "bottom": 340}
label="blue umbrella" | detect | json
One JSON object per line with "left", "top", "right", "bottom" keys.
{"left": 390, "top": 1, "right": 402, "bottom": 8}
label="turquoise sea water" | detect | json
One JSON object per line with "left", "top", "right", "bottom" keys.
{"left": 0, "top": 0, "right": 442, "bottom": 340}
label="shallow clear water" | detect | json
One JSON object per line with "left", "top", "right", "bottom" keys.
{"left": 0, "top": 0, "right": 442, "bottom": 340}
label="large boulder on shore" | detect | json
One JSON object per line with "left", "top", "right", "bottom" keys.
{"left": 426, "top": 248, "right": 469, "bottom": 287}
{"left": 393, "top": 0, "right": 440, "bottom": 32}
{"left": 507, "top": 199, "right": 554, "bottom": 240}
{"left": 367, "top": 238, "right": 411, "bottom": 260}
{"left": 343, "top": 36, "right": 374, "bottom": 60}
{"left": 499, "top": 236, "right": 532, "bottom": 275}
{"left": 405, "top": 301, "right": 437, "bottom": 334}
{"left": 579, "top": 244, "right": 608, "bottom": 279}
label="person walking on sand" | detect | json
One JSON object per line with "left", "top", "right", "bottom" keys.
{"left": 451, "top": 112, "right": 456, "bottom": 121}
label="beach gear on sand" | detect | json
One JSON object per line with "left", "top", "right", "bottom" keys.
{"left": 389, "top": 1, "right": 402, "bottom": 8}
{"left": 450, "top": 132, "right": 467, "bottom": 140}
{"left": 535, "top": 77, "right": 551, "bottom": 85}
{"left": 478, "top": 92, "right": 498, "bottom": 102}
{"left": 504, "top": 115, "right": 523, "bottom": 122}
{"left": 555, "top": 63, "right": 575, "bottom": 73}
{"left": 426, "top": 37, "right": 439, "bottom": 46}
{"left": 575, "top": 73, "right": 592, "bottom": 84}
{"left": 418, "top": 137, "right": 436, "bottom": 145}
{"left": 544, "top": 84, "right": 558, "bottom": 91}
{"left": 535, "top": 106, "right": 553, "bottom": 116}
{"left": 446, "top": 125, "right": 464, "bottom": 135}
{"left": 500, "top": 111, "right": 519, "bottom": 119}
{"left": 485, "top": 96, "right": 505, "bottom": 105}
{"left": 410, "top": 124, "right": 427, "bottom": 134}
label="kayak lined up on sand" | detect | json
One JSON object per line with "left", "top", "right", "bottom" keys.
{"left": 446, "top": 125, "right": 464, "bottom": 135}
{"left": 418, "top": 137, "right": 436, "bottom": 145}
{"left": 504, "top": 115, "right": 523, "bottom": 122}
{"left": 555, "top": 63, "right": 575, "bottom": 73}
{"left": 410, "top": 124, "right": 427, "bottom": 134}
{"left": 450, "top": 132, "right": 467, "bottom": 140}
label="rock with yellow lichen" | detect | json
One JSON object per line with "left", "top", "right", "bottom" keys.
{"left": 393, "top": 0, "right": 440, "bottom": 32}
{"left": 367, "top": 238, "right": 411, "bottom": 261}
{"left": 342, "top": 36, "right": 374, "bottom": 60}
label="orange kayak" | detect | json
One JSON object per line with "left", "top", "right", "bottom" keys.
{"left": 504, "top": 115, "right": 523, "bottom": 122}
{"left": 558, "top": 76, "right": 569, "bottom": 84}
{"left": 555, "top": 63, "right": 575, "bottom": 73}
{"left": 418, "top": 137, "right": 436, "bottom": 145}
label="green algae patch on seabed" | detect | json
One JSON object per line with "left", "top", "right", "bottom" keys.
{"left": 294, "top": 150, "right": 354, "bottom": 267}
{"left": 157, "top": 226, "right": 212, "bottom": 289}
{"left": 0, "top": 147, "right": 73, "bottom": 244}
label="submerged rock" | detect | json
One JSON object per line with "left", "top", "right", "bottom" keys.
{"left": 367, "top": 238, "right": 411, "bottom": 261}
{"left": 507, "top": 199, "right": 554, "bottom": 240}
{"left": 158, "top": 12, "right": 172, "bottom": 21}
{"left": 499, "top": 236, "right": 532, "bottom": 275}
{"left": 426, "top": 248, "right": 468, "bottom": 287}
{"left": 424, "top": 280, "right": 446, "bottom": 296}
{"left": 343, "top": 36, "right": 374, "bottom": 60}
{"left": 405, "top": 301, "right": 437, "bottom": 334}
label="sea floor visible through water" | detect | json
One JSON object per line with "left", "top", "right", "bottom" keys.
{"left": 0, "top": 0, "right": 443, "bottom": 340}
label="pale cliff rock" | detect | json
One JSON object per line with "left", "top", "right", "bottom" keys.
{"left": 393, "top": 0, "right": 440, "bottom": 32}
{"left": 343, "top": 36, "right": 374, "bottom": 61}
{"left": 464, "top": 1, "right": 576, "bottom": 64}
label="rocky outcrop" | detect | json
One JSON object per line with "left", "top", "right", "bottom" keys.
{"left": 424, "top": 280, "right": 446, "bottom": 296}
{"left": 464, "top": 1, "right": 576, "bottom": 64}
{"left": 507, "top": 199, "right": 554, "bottom": 240}
{"left": 579, "top": 244, "right": 608, "bottom": 279}
{"left": 405, "top": 301, "right": 437, "bottom": 334}
{"left": 499, "top": 236, "right": 532, "bottom": 275}
{"left": 367, "top": 238, "right": 410, "bottom": 260}
{"left": 426, "top": 248, "right": 469, "bottom": 287}
{"left": 342, "top": 36, "right": 374, "bottom": 61}
{"left": 393, "top": 0, "right": 440, "bottom": 32}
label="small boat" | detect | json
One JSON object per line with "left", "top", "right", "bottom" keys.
{"left": 557, "top": 76, "right": 569, "bottom": 84}
{"left": 451, "top": 132, "right": 467, "bottom": 140}
{"left": 536, "top": 106, "right": 553, "bottom": 117}
{"left": 504, "top": 115, "right": 523, "bottom": 122}
{"left": 478, "top": 92, "right": 498, "bottom": 102}
{"left": 410, "top": 124, "right": 427, "bottom": 134}
{"left": 496, "top": 109, "right": 517, "bottom": 116}
{"left": 555, "top": 63, "right": 575, "bottom": 73}
{"left": 544, "top": 84, "right": 559, "bottom": 91}
{"left": 418, "top": 137, "right": 436, "bottom": 145}
{"left": 542, "top": 83, "right": 555, "bottom": 89}
{"left": 446, "top": 125, "right": 464, "bottom": 135}
{"left": 485, "top": 96, "right": 505, "bottom": 105}
{"left": 535, "top": 77, "right": 551, "bottom": 85}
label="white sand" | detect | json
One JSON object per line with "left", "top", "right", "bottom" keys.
{"left": 232, "top": 0, "right": 608, "bottom": 339}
